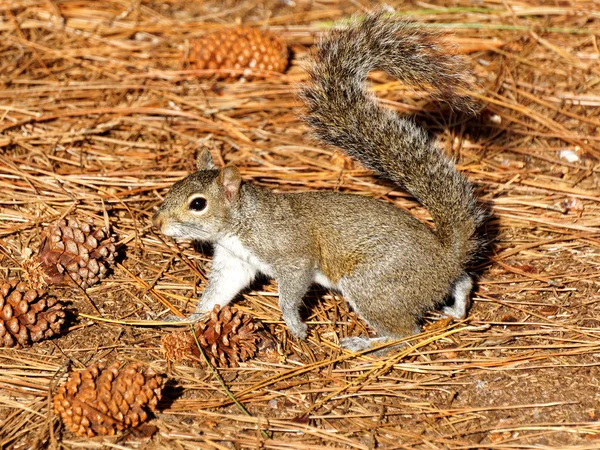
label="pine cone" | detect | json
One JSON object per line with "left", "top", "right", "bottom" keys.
{"left": 0, "top": 279, "right": 66, "bottom": 347}
{"left": 53, "top": 361, "right": 164, "bottom": 437}
{"left": 35, "top": 218, "right": 117, "bottom": 289}
{"left": 162, "top": 305, "right": 262, "bottom": 367}
{"left": 187, "top": 26, "right": 288, "bottom": 78}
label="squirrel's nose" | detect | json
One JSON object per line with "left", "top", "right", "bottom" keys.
{"left": 151, "top": 211, "right": 163, "bottom": 230}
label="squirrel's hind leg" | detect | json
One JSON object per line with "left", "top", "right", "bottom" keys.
{"left": 340, "top": 290, "right": 421, "bottom": 353}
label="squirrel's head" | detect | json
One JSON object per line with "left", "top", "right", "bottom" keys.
{"left": 152, "top": 148, "right": 242, "bottom": 241}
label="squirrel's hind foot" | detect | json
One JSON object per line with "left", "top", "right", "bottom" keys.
{"left": 340, "top": 336, "right": 397, "bottom": 353}
{"left": 161, "top": 312, "right": 207, "bottom": 323}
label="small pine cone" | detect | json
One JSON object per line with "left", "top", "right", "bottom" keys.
{"left": 188, "top": 26, "right": 288, "bottom": 78}
{"left": 0, "top": 279, "right": 66, "bottom": 347}
{"left": 36, "top": 218, "right": 117, "bottom": 289}
{"left": 53, "top": 361, "right": 165, "bottom": 437}
{"left": 162, "top": 305, "right": 262, "bottom": 367}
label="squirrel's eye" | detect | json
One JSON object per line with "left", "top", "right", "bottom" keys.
{"left": 188, "top": 197, "right": 207, "bottom": 212}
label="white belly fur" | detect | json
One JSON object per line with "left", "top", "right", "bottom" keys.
{"left": 217, "top": 236, "right": 339, "bottom": 291}
{"left": 218, "top": 235, "right": 273, "bottom": 276}
{"left": 314, "top": 271, "right": 339, "bottom": 290}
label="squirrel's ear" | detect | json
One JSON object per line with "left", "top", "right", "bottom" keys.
{"left": 196, "top": 148, "right": 215, "bottom": 170}
{"left": 219, "top": 166, "right": 241, "bottom": 202}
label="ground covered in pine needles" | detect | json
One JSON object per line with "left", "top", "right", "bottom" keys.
{"left": 1, "top": 0, "right": 599, "bottom": 448}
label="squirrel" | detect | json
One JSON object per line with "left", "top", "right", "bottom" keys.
{"left": 152, "top": 12, "right": 487, "bottom": 352}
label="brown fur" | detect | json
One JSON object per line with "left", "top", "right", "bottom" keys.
{"left": 152, "top": 12, "right": 486, "bottom": 351}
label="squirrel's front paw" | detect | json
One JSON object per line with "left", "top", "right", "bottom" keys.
{"left": 288, "top": 322, "right": 308, "bottom": 340}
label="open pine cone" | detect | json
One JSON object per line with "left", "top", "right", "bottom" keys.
{"left": 187, "top": 26, "right": 288, "bottom": 78}
{"left": 0, "top": 279, "right": 66, "bottom": 347}
{"left": 53, "top": 361, "right": 164, "bottom": 437}
{"left": 34, "top": 218, "right": 117, "bottom": 289}
{"left": 162, "top": 305, "right": 262, "bottom": 367}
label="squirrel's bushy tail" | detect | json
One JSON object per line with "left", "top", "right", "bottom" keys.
{"left": 300, "top": 12, "right": 486, "bottom": 261}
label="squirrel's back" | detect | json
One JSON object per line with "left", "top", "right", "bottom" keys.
{"left": 300, "top": 12, "right": 486, "bottom": 263}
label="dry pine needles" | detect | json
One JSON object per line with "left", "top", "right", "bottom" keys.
{"left": 0, "top": 0, "right": 599, "bottom": 448}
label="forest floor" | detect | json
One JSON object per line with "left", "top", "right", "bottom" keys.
{"left": 1, "top": 0, "right": 599, "bottom": 448}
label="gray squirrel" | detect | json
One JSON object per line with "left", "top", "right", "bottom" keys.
{"left": 152, "top": 13, "right": 486, "bottom": 351}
